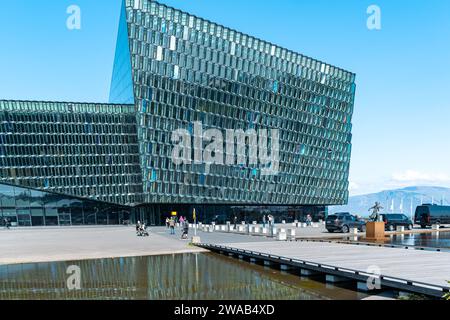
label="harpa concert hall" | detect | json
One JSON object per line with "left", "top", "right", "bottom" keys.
{"left": 0, "top": 0, "right": 356, "bottom": 227}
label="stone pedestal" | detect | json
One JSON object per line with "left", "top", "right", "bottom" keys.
{"left": 277, "top": 232, "right": 287, "bottom": 241}
{"left": 287, "top": 229, "right": 296, "bottom": 239}
{"left": 366, "top": 222, "right": 385, "bottom": 240}
{"left": 191, "top": 236, "right": 201, "bottom": 244}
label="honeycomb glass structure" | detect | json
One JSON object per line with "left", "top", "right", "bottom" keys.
{"left": 0, "top": 101, "right": 142, "bottom": 206}
{"left": 110, "top": 0, "right": 356, "bottom": 207}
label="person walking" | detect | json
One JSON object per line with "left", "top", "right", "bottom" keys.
{"left": 136, "top": 221, "right": 141, "bottom": 233}
{"left": 169, "top": 218, "right": 176, "bottom": 235}
{"left": 306, "top": 214, "right": 312, "bottom": 227}
{"left": 262, "top": 214, "right": 267, "bottom": 228}
{"left": 268, "top": 215, "right": 273, "bottom": 236}
{"left": 233, "top": 215, "right": 237, "bottom": 230}
{"left": 165, "top": 217, "right": 170, "bottom": 229}
{"left": 181, "top": 219, "right": 189, "bottom": 240}
{"left": 3, "top": 218, "right": 10, "bottom": 230}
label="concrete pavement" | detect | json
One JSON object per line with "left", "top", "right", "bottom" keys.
{"left": 0, "top": 226, "right": 207, "bottom": 265}
{"left": 2, "top": 222, "right": 443, "bottom": 266}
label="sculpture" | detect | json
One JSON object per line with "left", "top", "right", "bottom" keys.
{"left": 368, "top": 202, "right": 383, "bottom": 222}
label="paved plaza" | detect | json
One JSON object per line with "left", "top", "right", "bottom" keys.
{"left": 0, "top": 224, "right": 283, "bottom": 265}
{"left": 1, "top": 222, "right": 447, "bottom": 266}
{"left": 0, "top": 226, "right": 208, "bottom": 265}
{"left": 0, "top": 223, "right": 331, "bottom": 265}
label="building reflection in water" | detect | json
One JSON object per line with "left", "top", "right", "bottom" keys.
{"left": 387, "top": 232, "right": 450, "bottom": 249}
{"left": 0, "top": 253, "right": 364, "bottom": 300}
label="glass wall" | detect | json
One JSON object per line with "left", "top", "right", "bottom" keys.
{"left": 0, "top": 183, "right": 132, "bottom": 227}
{"left": 0, "top": 100, "right": 142, "bottom": 207}
{"left": 136, "top": 203, "right": 327, "bottom": 226}
{"left": 109, "top": 0, "right": 356, "bottom": 207}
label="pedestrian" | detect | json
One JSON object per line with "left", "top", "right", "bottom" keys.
{"left": 166, "top": 217, "right": 170, "bottom": 229}
{"left": 233, "top": 215, "right": 237, "bottom": 229}
{"left": 306, "top": 214, "right": 312, "bottom": 226}
{"left": 4, "top": 218, "right": 10, "bottom": 230}
{"left": 262, "top": 214, "right": 266, "bottom": 228}
{"left": 179, "top": 216, "right": 185, "bottom": 225}
{"left": 181, "top": 219, "right": 189, "bottom": 240}
{"left": 268, "top": 215, "right": 274, "bottom": 236}
{"left": 136, "top": 220, "right": 141, "bottom": 233}
{"left": 169, "top": 218, "right": 176, "bottom": 235}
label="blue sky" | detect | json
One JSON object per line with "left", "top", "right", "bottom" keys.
{"left": 0, "top": 0, "right": 449, "bottom": 195}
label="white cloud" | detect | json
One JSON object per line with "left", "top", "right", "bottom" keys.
{"left": 391, "top": 170, "right": 450, "bottom": 184}
{"left": 349, "top": 181, "right": 359, "bottom": 192}
{"left": 349, "top": 170, "right": 450, "bottom": 196}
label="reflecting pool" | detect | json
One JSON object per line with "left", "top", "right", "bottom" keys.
{"left": 383, "top": 232, "right": 450, "bottom": 249}
{"left": 0, "top": 253, "right": 367, "bottom": 300}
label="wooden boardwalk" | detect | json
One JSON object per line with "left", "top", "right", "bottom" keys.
{"left": 198, "top": 240, "right": 450, "bottom": 297}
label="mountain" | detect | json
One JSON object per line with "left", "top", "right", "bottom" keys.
{"left": 330, "top": 186, "right": 450, "bottom": 218}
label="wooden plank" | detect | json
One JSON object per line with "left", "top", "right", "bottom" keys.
{"left": 214, "top": 241, "right": 450, "bottom": 288}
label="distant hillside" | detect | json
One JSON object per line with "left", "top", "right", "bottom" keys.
{"left": 330, "top": 186, "right": 450, "bottom": 218}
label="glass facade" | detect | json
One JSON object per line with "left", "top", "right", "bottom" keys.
{"left": 0, "top": 0, "right": 356, "bottom": 226}
{"left": 0, "top": 183, "right": 131, "bottom": 227}
{"left": 0, "top": 101, "right": 142, "bottom": 206}
{"left": 135, "top": 204, "right": 327, "bottom": 227}
{"left": 109, "top": 3, "right": 135, "bottom": 105}
{"left": 109, "top": 0, "right": 356, "bottom": 206}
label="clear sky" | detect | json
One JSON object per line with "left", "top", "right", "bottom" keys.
{"left": 0, "top": 0, "right": 449, "bottom": 195}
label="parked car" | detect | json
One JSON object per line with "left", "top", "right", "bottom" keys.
{"left": 381, "top": 214, "right": 413, "bottom": 231}
{"left": 326, "top": 213, "right": 366, "bottom": 233}
{"left": 415, "top": 204, "right": 450, "bottom": 228}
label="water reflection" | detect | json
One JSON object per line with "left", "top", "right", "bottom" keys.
{"left": 385, "top": 232, "right": 450, "bottom": 249}
{"left": 359, "top": 232, "right": 450, "bottom": 249}
{"left": 0, "top": 253, "right": 364, "bottom": 300}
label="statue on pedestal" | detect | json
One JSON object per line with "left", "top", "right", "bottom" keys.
{"left": 368, "top": 202, "right": 383, "bottom": 222}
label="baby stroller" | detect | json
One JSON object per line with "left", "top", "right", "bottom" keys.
{"left": 181, "top": 222, "right": 189, "bottom": 240}
{"left": 137, "top": 224, "right": 149, "bottom": 237}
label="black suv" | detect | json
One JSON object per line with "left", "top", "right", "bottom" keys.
{"left": 326, "top": 214, "right": 366, "bottom": 233}
{"left": 382, "top": 214, "right": 413, "bottom": 231}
